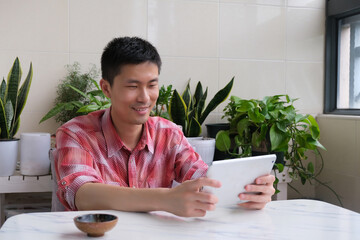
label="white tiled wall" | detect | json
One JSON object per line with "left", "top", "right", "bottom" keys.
{"left": 0, "top": 0, "right": 325, "bottom": 136}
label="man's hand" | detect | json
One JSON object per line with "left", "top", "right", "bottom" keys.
{"left": 238, "top": 174, "right": 276, "bottom": 210}
{"left": 166, "top": 178, "right": 221, "bottom": 217}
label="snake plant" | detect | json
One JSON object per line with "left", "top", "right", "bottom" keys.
{"left": 169, "top": 77, "right": 234, "bottom": 137}
{"left": 0, "top": 58, "right": 33, "bottom": 139}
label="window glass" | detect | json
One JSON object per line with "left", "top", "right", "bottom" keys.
{"left": 337, "top": 15, "right": 360, "bottom": 109}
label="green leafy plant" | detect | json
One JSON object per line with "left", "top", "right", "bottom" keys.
{"left": 169, "top": 77, "right": 234, "bottom": 137}
{"left": 215, "top": 94, "right": 343, "bottom": 205}
{"left": 0, "top": 57, "right": 33, "bottom": 139}
{"left": 39, "top": 62, "right": 110, "bottom": 124}
{"left": 151, "top": 84, "right": 173, "bottom": 120}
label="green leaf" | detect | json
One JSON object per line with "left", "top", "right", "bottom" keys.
{"left": 269, "top": 109, "right": 280, "bottom": 119}
{"left": 11, "top": 117, "right": 20, "bottom": 137}
{"left": 64, "top": 103, "right": 75, "bottom": 111}
{"left": 234, "top": 134, "right": 243, "bottom": 146}
{"left": 285, "top": 94, "right": 290, "bottom": 103}
{"left": 301, "top": 134, "right": 323, "bottom": 150}
{"left": 102, "top": 102, "right": 111, "bottom": 109}
{"left": 312, "top": 139, "right": 326, "bottom": 150}
{"left": 66, "top": 84, "right": 88, "bottom": 99}
{"left": 275, "top": 163, "right": 284, "bottom": 172}
{"left": 307, "top": 162, "right": 314, "bottom": 174}
{"left": 280, "top": 105, "right": 296, "bottom": 121}
{"left": 0, "top": 98, "right": 9, "bottom": 138}
{"left": 303, "top": 115, "right": 320, "bottom": 139}
{"left": 182, "top": 81, "right": 192, "bottom": 110}
{"left": 248, "top": 108, "right": 265, "bottom": 123}
{"left": 88, "top": 90, "right": 105, "bottom": 97}
{"left": 196, "top": 87, "right": 207, "bottom": 119}
{"left": 0, "top": 78, "right": 6, "bottom": 103}
{"left": 236, "top": 99, "right": 256, "bottom": 112}
{"left": 237, "top": 118, "right": 250, "bottom": 135}
{"left": 193, "top": 81, "right": 203, "bottom": 108}
{"left": 251, "top": 130, "right": 263, "bottom": 148}
{"left": 274, "top": 177, "right": 279, "bottom": 185}
{"left": 215, "top": 130, "right": 231, "bottom": 152}
{"left": 270, "top": 124, "right": 290, "bottom": 152}
{"left": 199, "top": 77, "right": 234, "bottom": 124}
{"left": 300, "top": 175, "right": 306, "bottom": 185}
{"left": 187, "top": 117, "right": 201, "bottom": 137}
{"left": 15, "top": 62, "right": 33, "bottom": 125}
{"left": 4, "top": 100, "right": 14, "bottom": 135}
{"left": 259, "top": 124, "right": 268, "bottom": 140}
{"left": 77, "top": 104, "right": 100, "bottom": 113}
{"left": 169, "top": 90, "right": 187, "bottom": 131}
{"left": 5, "top": 57, "right": 21, "bottom": 117}
{"left": 276, "top": 120, "right": 288, "bottom": 133}
{"left": 295, "top": 113, "right": 308, "bottom": 123}
{"left": 39, "top": 103, "right": 66, "bottom": 123}
{"left": 90, "top": 78, "right": 101, "bottom": 90}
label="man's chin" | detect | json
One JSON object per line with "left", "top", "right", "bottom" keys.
{"left": 133, "top": 115, "right": 150, "bottom": 125}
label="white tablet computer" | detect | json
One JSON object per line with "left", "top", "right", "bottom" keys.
{"left": 203, "top": 154, "right": 276, "bottom": 207}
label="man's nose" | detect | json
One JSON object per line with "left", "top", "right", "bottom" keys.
{"left": 138, "top": 88, "right": 150, "bottom": 102}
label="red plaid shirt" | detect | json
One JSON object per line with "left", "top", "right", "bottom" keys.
{"left": 54, "top": 108, "right": 208, "bottom": 210}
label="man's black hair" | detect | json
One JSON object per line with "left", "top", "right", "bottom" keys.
{"left": 101, "top": 37, "right": 162, "bottom": 85}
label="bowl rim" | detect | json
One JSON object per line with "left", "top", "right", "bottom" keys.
{"left": 73, "top": 213, "right": 118, "bottom": 223}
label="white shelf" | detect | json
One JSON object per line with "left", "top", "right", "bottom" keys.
{"left": 0, "top": 171, "right": 52, "bottom": 193}
{"left": 0, "top": 171, "right": 53, "bottom": 227}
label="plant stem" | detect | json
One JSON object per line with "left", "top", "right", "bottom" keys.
{"left": 313, "top": 177, "right": 343, "bottom": 207}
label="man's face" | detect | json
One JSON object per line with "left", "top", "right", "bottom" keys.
{"left": 101, "top": 62, "right": 159, "bottom": 127}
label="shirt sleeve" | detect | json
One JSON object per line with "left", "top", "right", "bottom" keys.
{"left": 173, "top": 132, "right": 208, "bottom": 183}
{"left": 54, "top": 128, "right": 103, "bottom": 211}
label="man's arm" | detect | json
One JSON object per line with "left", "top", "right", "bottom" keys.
{"left": 75, "top": 177, "right": 221, "bottom": 217}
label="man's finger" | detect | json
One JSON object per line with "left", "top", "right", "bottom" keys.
{"left": 244, "top": 184, "right": 275, "bottom": 195}
{"left": 239, "top": 192, "right": 272, "bottom": 203}
{"left": 255, "top": 174, "right": 275, "bottom": 184}
{"left": 238, "top": 201, "right": 266, "bottom": 210}
{"left": 192, "top": 191, "right": 219, "bottom": 204}
{"left": 186, "top": 177, "right": 221, "bottom": 191}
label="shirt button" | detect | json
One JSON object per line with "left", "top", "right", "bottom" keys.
{"left": 61, "top": 181, "right": 66, "bottom": 185}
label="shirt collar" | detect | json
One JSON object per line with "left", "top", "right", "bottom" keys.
{"left": 101, "top": 108, "right": 154, "bottom": 157}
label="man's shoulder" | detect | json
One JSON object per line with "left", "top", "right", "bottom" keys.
{"left": 147, "top": 116, "right": 181, "bottom": 131}
{"left": 147, "top": 117, "right": 184, "bottom": 145}
{"left": 58, "top": 109, "right": 105, "bottom": 133}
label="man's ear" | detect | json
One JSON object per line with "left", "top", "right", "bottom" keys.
{"left": 100, "top": 79, "right": 111, "bottom": 98}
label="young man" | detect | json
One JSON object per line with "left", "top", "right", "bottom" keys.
{"left": 54, "top": 37, "right": 275, "bottom": 217}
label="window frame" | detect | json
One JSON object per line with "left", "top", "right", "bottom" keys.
{"left": 324, "top": 0, "right": 360, "bottom": 115}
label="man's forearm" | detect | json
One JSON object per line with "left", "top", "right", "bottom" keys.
{"left": 75, "top": 183, "right": 170, "bottom": 212}
{"left": 75, "top": 178, "right": 221, "bottom": 217}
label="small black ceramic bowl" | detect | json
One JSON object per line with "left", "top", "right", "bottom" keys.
{"left": 74, "top": 213, "right": 118, "bottom": 237}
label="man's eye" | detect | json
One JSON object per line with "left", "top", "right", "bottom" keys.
{"left": 127, "top": 86, "right": 137, "bottom": 89}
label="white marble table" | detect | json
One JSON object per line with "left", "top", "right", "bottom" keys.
{"left": 0, "top": 199, "right": 359, "bottom": 240}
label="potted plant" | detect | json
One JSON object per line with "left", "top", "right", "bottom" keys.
{"left": 215, "top": 95, "right": 342, "bottom": 205}
{"left": 0, "top": 58, "right": 33, "bottom": 176}
{"left": 39, "top": 62, "right": 110, "bottom": 124}
{"left": 169, "top": 77, "right": 234, "bottom": 165}
{"left": 150, "top": 84, "right": 173, "bottom": 120}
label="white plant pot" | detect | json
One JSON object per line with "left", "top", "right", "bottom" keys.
{"left": 187, "top": 137, "right": 215, "bottom": 166}
{"left": 20, "top": 133, "right": 51, "bottom": 176}
{"left": 0, "top": 139, "right": 19, "bottom": 177}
